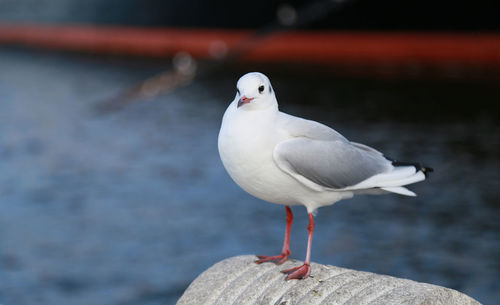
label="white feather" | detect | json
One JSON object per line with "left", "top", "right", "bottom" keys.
{"left": 381, "top": 186, "right": 417, "bottom": 196}
{"left": 342, "top": 167, "right": 425, "bottom": 191}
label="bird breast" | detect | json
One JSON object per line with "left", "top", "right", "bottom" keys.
{"left": 218, "top": 106, "right": 291, "bottom": 202}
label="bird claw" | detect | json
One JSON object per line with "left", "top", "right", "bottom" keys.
{"left": 281, "top": 263, "right": 311, "bottom": 280}
{"left": 255, "top": 253, "right": 289, "bottom": 265}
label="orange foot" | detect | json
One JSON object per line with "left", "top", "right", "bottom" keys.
{"left": 281, "top": 263, "right": 311, "bottom": 280}
{"left": 255, "top": 252, "right": 289, "bottom": 265}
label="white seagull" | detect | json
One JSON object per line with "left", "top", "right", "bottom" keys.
{"left": 218, "top": 72, "right": 432, "bottom": 280}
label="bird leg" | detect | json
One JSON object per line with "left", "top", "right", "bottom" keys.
{"left": 255, "top": 206, "right": 293, "bottom": 265}
{"left": 282, "top": 212, "right": 314, "bottom": 280}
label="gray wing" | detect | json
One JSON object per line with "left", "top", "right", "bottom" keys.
{"left": 273, "top": 137, "right": 392, "bottom": 190}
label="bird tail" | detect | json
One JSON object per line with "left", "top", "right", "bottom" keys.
{"left": 376, "top": 161, "right": 433, "bottom": 196}
{"left": 346, "top": 160, "right": 432, "bottom": 196}
{"left": 391, "top": 161, "right": 434, "bottom": 177}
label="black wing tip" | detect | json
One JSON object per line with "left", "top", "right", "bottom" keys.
{"left": 420, "top": 166, "right": 433, "bottom": 177}
{"left": 392, "top": 161, "right": 433, "bottom": 177}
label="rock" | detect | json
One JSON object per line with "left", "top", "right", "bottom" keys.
{"left": 177, "top": 255, "right": 481, "bottom": 305}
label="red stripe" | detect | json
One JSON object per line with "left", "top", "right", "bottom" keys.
{"left": 1, "top": 24, "right": 499, "bottom": 66}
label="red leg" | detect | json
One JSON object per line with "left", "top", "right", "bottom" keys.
{"left": 255, "top": 206, "right": 293, "bottom": 265}
{"left": 282, "top": 212, "right": 314, "bottom": 280}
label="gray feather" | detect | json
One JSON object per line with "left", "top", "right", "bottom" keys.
{"left": 274, "top": 138, "right": 392, "bottom": 189}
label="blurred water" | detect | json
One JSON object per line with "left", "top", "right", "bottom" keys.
{"left": 0, "top": 49, "right": 499, "bottom": 305}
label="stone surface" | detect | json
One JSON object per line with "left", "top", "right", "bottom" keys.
{"left": 177, "top": 255, "right": 481, "bottom": 305}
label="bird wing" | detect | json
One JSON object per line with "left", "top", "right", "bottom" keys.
{"left": 273, "top": 113, "right": 393, "bottom": 191}
{"left": 273, "top": 137, "right": 393, "bottom": 191}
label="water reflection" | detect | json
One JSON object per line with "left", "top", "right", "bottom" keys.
{"left": 0, "top": 50, "right": 498, "bottom": 305}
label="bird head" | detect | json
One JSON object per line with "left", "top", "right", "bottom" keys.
{"left": 235, "top": 72, "right": 276, "bottom": 110}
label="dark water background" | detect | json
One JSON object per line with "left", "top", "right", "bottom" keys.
{"left": 0, "top": 49, "right": 499, "bottom": 305}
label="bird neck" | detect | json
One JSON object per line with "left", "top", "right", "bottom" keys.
{"left": 243, "top": 96, "right": 278, "bottom": 112}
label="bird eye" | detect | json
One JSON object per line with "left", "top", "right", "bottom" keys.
{"left": 258, "top": 85, "right": 264, "bottom": 93}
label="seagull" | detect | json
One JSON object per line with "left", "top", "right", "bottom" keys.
{"left": 218, "top": 72, "right": 432, "bottom": 280}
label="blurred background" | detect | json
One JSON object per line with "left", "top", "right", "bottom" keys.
{"left": 0, "top": 1, "right": 499, "bottom": 304}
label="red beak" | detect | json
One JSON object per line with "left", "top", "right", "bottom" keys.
{"left": 237, "top": 96, "right": 254, "bottom": 108}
